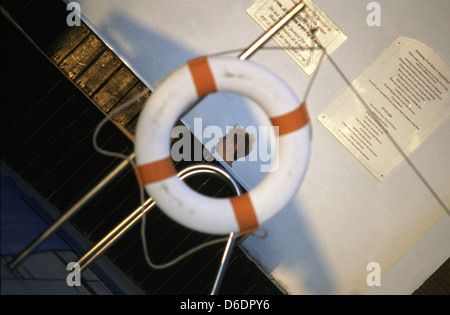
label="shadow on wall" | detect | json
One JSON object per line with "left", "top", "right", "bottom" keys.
{"left": 96, "top": 10, "right": 198, "bottom": 86}
{"left": 242, "top": 197, "right": 336, "bottom": 295}
{"left": 97, "top": 9, "right": 262, "bottom": 117}
{"left": 98, "top": 10, "right": 272, "bottom": 187}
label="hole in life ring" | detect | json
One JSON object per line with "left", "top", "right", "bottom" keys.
{"left": 180, "top": 91, "right": 279, "bottom": 190}
{"left": 178, "top": 164, "right": 243, "bottom": 199}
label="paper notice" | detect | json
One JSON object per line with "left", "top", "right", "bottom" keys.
{"left": 318, "top": 37, "right": 450, "bottom": 181}
{"left": 247, "top": 0, "right": 347, "bottom": 75}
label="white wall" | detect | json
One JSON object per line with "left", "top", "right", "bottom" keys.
{"left": 72, "top": 0, "right": 450, "bottom": 294}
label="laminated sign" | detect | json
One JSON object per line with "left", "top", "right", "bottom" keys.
{"left": 319, "top": 37, "right": 450, "bottom": 181}
{"left": 247, "top": 0, "right": 347, "bottom": 75}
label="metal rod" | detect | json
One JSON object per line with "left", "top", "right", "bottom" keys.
{"left": 209, "top": 1, "right": 307, "bottom": 294}
{"left": 178, "top": 166, "right": 243, "bottom": 296}
{"left": 8, "top": 153, "right": 135, "bottom": 269}
{"left": 239, "top": 1, "right": 306, "bottom": 60}
{"left": 210, "top": 217, "right": 241, "bottom": 294}
{"left": 210, "top": 234, "right": 237, "bottom": 295}
{"left": 77, "top": 197, "right": 155, "bottom": 269}
{"left": 77, "top": 164, "right": 241, "bottom": 275}
{"left": 79, "top": 199, "right": 156, "bottom": 272}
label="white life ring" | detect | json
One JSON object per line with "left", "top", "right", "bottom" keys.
{"left": 134, "top": 56, "right": 311, "bottom": 235}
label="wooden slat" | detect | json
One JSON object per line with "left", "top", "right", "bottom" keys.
{"left": 92, "top": 66, "right": 140, "bottom": 113}
{"left": 59, "top": 34, "right": 105, "bottom": 80}
{"left": 111, "top": 82, "right": 151, "bottom": 129}
{"left": 47, "top": 23, "right": 91, "bottom": 65}
{"left": 75, "top": 50, "right": 122, "bottom": 96}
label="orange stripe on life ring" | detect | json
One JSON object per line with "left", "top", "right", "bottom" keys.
{"left": 134, "top": 157, "right": 176, "bottom": 186}
{"left": 230, "top": 193, "right": 259, "bottom": 234}
{"left": 188, "top": 56, "right": 217, "bottom": 97}
{"left": 270, "top": 102, "right": 309, "bottom": 136}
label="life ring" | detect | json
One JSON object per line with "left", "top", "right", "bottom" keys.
{"left": 134, "top": 56, "right": 311, "bottom": 235}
